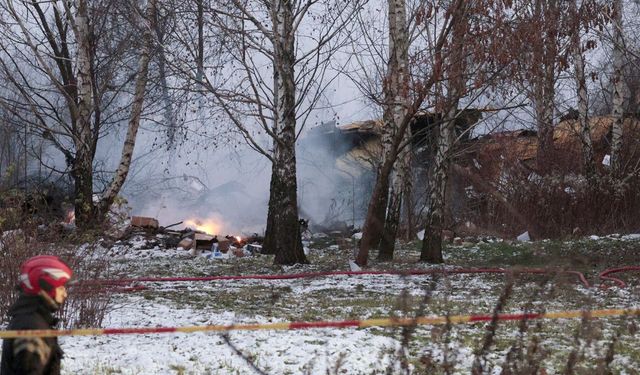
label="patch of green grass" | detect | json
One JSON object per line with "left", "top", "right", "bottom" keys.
{"left": 423, "top": 237, "right": 640, "bottom": 274}
{"left": 168, "top": 364, "right": 186, "bottom": 375}
{"left": 307, "top": 237, "right": 337, "bottom": 249}
{"left": 87, "top": 362, "right": 139, "bottom": 374}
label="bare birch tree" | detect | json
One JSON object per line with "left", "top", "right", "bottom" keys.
{"left": 100, "top": 0, "right": 156, "bottom": 212}
{"left": 378, "top": 131, "right": 412, "bottom": 260}
{"left": 530, "top": 0, "right": 563, "bottom": 173}
{"left": 570, "top": 0, "right": 597, "bottom": 181}
{"left": 153, "top": 3, "right": 180, "bottom": 148}
{"left": 364, "top": 0, "right": 411, "bottom": 263}
{"left": 354, "top": 0, "right": 518, "bottom": 265}
{"left": 0, "top": 0, "right": 156, "bottom": 228}
{"left": 166, "top": 0, "right": 366, "bottom": 265}
{"left": 418, "top": 0, "right": 545, "bottom": 263}
{"left": 376, "top": 1, "right": 421, "bottom": 261}
{"left": 610, "top": 0, "right": 626, "bottom": 177}
{"left": 568, "top": 0, "right": 609, "bottom": 182}
{"left": 419, "top": 5, "right": 469, "bottom": 263}
{"left": 354, "top": 0, "right": 466, "bottom": 266}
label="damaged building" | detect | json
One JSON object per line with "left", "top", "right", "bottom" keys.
{"left": 303, "top": 112, "right": 640, "bottom": 236}
{"left": 298, "top": 110, "right": 483, "bottom": 232}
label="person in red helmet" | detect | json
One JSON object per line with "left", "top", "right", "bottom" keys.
{"left": 1, "top": 255, "right": 73, "bottom": 375}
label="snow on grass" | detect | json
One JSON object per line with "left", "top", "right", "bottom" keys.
{"left": 52, "top": 235, "right": 640, "bottom": 373}
{"left": 61, "top": 296, "right": 404, "bottom": 374}
{"left": 622, "top": 233, "right": 640, "bottom": 241}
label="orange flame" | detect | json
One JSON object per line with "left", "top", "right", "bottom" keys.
{"left": 184, "top": 218, "right": 220, "bottom": 236}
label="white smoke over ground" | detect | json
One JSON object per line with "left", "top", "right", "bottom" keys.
{"left": 121, "top": 130, "right": 272, "bottom": 236}
{"left": 121, "top": 123, "right": 371, "bottom": 235}
{"left": 24, "top": 69, "right": 375, "bottom": 236}
{"left": 117, "top": 73, "right": 375, "bottom": 236}
{"left": 297, "top": 121, "right": 375, "bottom": 231}
{"left": 118, "top": 123, "right": 375, "bottom": 236}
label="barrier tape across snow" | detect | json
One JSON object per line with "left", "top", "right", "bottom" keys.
{"left": 2, "top": 308, "right": 640, "bottom": 339}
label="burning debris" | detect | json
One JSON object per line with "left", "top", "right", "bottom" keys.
{"left": 224, "top": 234, "right": 264, "bottom": 248}
{"left": 162, "top": 217, "right": 265, "bottom": 258}
{"left": 108, "top": 219, "right": 265, "bottom": 260}
{"left": 183, "top": 218, "right": 220, "bottom": 237}
{"left": 23, "top": 194, "right": 345, "bottom": 260}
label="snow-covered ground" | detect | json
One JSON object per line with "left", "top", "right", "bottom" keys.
{"left": 11, "top": 234, "right": 640, "bottom": 374}
{"left": 62, "top": 297, "right": 405, "bottom": 374}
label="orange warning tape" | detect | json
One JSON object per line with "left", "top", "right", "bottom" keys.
{"left": 1, "top": 308, "right": 639, "bottom": 339}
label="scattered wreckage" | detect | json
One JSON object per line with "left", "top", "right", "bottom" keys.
{"left": 125, "top": 215, "right": 265, "bottom": 259}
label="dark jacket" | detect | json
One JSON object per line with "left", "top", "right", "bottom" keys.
{"left": 1, "top": 294, "right": 63, "bottom": 375}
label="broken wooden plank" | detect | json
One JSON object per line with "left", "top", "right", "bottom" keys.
{"left": 131, "top": 216, "right": 159, "bottom": 229}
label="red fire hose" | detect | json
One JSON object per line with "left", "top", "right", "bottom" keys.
{"left": 76, "top": 267, "right": 590, "bottom": 293}
{"left": 599, "top": 266, "right": 640, "bottom": 288}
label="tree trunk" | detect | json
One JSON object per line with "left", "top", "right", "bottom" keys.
{"left": 72, "top": 157, "right": 94, "bottom": 229}
{"left": 377, "top": 0, "right": 411, "bottom": 262}
{"left": 73, "top": 0, "right": 96, "bottom": 229}
{"left": 379, "top": 129, "right": 411, "bottom": 261}
{"left": 532, "top": 0, "right": 558, "bottom": 174}
{"left": 402, "top": 165, "right": 414, "bottom": 241}
{"left": 262, "top": 164, "right": 279, "bottom": 255}
{"left": 195, "top": 0, "right": 204, "bottom": 81}
{"left": 571, "top": 8, "right": 596, "bottom": 181}
{"left": 420, "top": 119, "right": 452, "bottom": 263}
{"left": 357, "top": 167, "right": 392, "bottom": 265}
{"left": 420, "top": 6, "right": 468, "bottom": 264}
{"left": 154, "top": 6, "right": 178, "bottom": 148}
{"left": 378, "top": 177, "right": 402, "bottom": 261}
{"left": 534, "top": 56, "right": 556, "bottom": 175}
{"left": 356, "top": 0, "right": 409, "bottom": 266}
{"left": 99, "top": 0, "right": 155, "bottom": 219}
{"left": 535, "top": 108, "right": 554, "bottom": 173}
{"left": 271, "top": 154, "right": 307, "bottom": 265}
{"left": 610, "top": 0, "right": 625, "bottom": 178}
{"left": 269, "top": 0, "right": 307, "bottom": 265}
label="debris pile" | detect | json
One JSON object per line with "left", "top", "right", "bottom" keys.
{"left": 115, "top": 215, "right": 265, "bottom": 260}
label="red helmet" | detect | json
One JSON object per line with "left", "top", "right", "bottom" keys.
{"left": 19, "top": 255, "right": 73, "bottom": 299}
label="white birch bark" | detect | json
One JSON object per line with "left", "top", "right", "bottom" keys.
{"left": 610, "top": 0, "right": 626, "bottom": 177}
{"left": 74, "top": 0, "right": 93, "bottom": 150}
{"left": 571, "top": 5, "right": 595, "bottom": 180}
{"left": 420, "top": 6, "right": 467, "bottom": 263}
{"left": 72, "top": 0, "right": 96, "bottom": 225}
{"left": 357, "top": 0, "right": 464, "bottom": 265}
{"left": 100, "top": 0, "right": 156, "bottom": 211}
{"left": 380, "top": 0, "right": 409, "bottom": 167}
{"left": 379, "top": 128, "right": 412, "bottom": 259}
{"left": 531, "top": 0, "right": 558, "bottom": 174}
{"left": 356, "top": 0, "right": 409, "bottom": 263}
{"left": 421, "top": 110, "right": 455, "bottom": 263}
